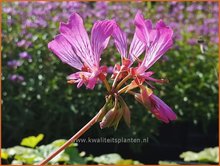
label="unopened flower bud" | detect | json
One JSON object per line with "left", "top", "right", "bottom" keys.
{"left": 99, "top": 97, "right": 131, "bottom": 130}
{"left": 112, "top": 107, "right": 124, "bottom": 130}
{"left": 97, "top": 96, "right": 114, "bottom": 122}
{"left": 133, "top": 85, "right": 153, "bottom": 109}
{"left": 119, "top": 97, "right": 131, "bottom": 128}
{"left": 99, "top": 108, "right": 117, "bottom": 129}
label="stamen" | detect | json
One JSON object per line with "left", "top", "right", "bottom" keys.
{"left": 67, "top": 80, "right": 75, "bottom": 84}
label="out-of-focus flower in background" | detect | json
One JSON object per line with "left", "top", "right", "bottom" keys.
{"left": 19, "top": 52, "right": 32, "bottom": 60}
{"left": 7, "top": 60, "right": 22, "bottom": 69}
{"left": 8, "top": 74, "right": 24, "bottom": 83}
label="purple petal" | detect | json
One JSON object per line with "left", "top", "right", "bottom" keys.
{"left": 67, "top": 71, "right": 91, "bottom": 80}
{"left": 129, "top": 33, "right": 145, "bottom": 62}
{"left": 149, "top": 29, "right": 160, "bottom": 45}
{"left": 134, "top": 12, "right": 173, "bottom": 73}
{"left": 112, "top": 24, "right": 128, "bottom": 59}
{"left": 150, "top": 94, "right": 176, "bottom": 123}
{"left": 77, "top": 80, "right": 84, "bottom": 88}
{"left": 143, "top": 27, "right": 173, "bottom": 70}
{"left": 67, "top": 71, "right": 97, "bottom": 90}
{"left": 142, "top": 71, "right": 154, "bottom": 78}
{"left": 48, "top": 35, "right": 83, "bottom": 70}
{"left": 59, "top": 13, "right": 95, "bottom": 69}
{"left": 155, "top": 20, "right": 167, "bottom": 29}
{"left": 151, "top": 108, "right": 170, "bottom": 123}
{"left": 134, "top": 11, "right": 152, "bottom": 47}
{"left": 91, "top": 20, "right": 116, "bottom": 65}
{"left": 86, "top": 77, "right": 97, "bottom": 89}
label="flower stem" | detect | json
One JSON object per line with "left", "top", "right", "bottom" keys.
{"left": 112, "top": 68, "right": 123, "bottom": 89}
{"left": 102, "top": 78, "right": 111, "bottom": 92}
{"left": 118, "top": 85, "right": 129, "bottom": 94}
{"left": 116, "top": 74, "right": 131, "bottom": 90}
{"left": 128, "top": 91, "right": 136, "bottom": 96}
{"left": 38, "top": 110, "right": 102, "bottom": 165}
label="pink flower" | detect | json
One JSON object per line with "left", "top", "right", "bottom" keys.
{"left": 136, "top": 86, "right": 176, "bottom": 123}
{"left": 148, "top": 94, "right": 176, "bottom": 123}
{"left": 112, "top": 11, "right": 173, "bottom": 86}
{"left": 112, "top": 11, "right": 176, "bottom": 123}
{"left": 111, "top": 15, "right": 145, "bottom": 80}
{"left": 112, "top": 21, "right": 146, "bottom": 65}
{"left": 134, "top": 11, "right": 173, "bottom": 76}
{"left": 48, "top": 13, "right": 115, "bottom": 89}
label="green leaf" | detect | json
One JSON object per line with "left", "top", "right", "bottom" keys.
{"left": 20, "top": 134, "right": 44, "bottom": 148}
{"left": 51, "top": 139, "right": 77, "bottom": 147}
{"left": 180, "top": 147, "right": 219, "bottom": 163}
{"left": 5, "top": 146, "right": 37, "bottom": 164}
{"left": 51, "top": 139, "right": 66, "bottom": 147}
{"left": 14, "top": 153, "right": 37, "bottom": 164}
{"left": 7, "top": 146, "right": 34, "bottom": 156}
{"left": 37, "top": 139, "right": 80, "bottom": 164}
{"left": 1, "top": 149, "right": 9, "bottom": 159}
{"left": 159, "top": 161, "right": 179, "bottom": 165}
{"left": 65, "top": 147, "right": 86, "bottom": 164}
{"left": 93, "top": 153, "right": 122, "bottom": 164}
{"left": 11, "top": 160, "right": 23, "bottom": 164}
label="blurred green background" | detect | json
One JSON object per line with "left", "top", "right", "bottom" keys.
{"left": 1, "top": 1, "right": 219, "bottom": 165}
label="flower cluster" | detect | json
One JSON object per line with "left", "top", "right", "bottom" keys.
{"left": 49, "top": 12, "right": 177, "bottom": 129}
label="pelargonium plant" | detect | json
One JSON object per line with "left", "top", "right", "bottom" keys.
{"left": 39, "top": 11, "right": 176, "bottom": 165}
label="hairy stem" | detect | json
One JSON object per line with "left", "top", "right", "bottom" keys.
{"left": 38, "top": 110, "right": 102, "bottom": 165}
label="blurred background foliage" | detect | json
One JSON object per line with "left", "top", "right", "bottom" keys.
{"left": 2, "top": 1, "right": 219, "bottom": 164}
{"left": 1, "top": 134, "right": 218, "bottom": 165}
{"left": 1, "top": 134, "right": 141, "bottom": 164}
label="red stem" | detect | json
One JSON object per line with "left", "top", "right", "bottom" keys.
{"left": 38, "top": 110, "right": 102, "bottom": 165}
